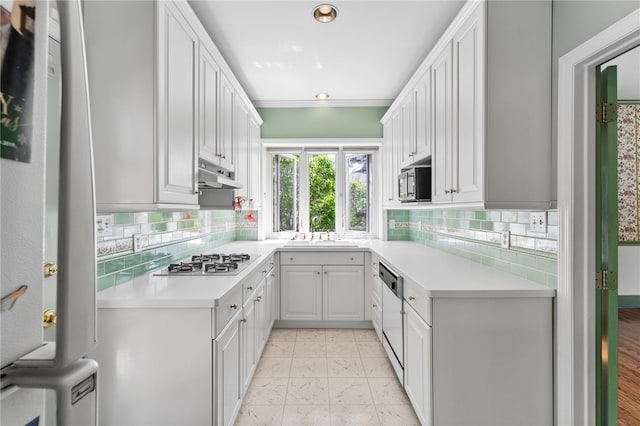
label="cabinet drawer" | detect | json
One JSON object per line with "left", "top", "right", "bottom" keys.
{"left": 264, "top": 253, "right": 276, "bottom": 273}
{"left": 371, "top": 274, "right": 382, "bottom": 302}
{"left": 242, "top": 267, "right": 264, "bottom": 303}
{"left": 403, "top": 279, "right": 432, "bottom": 326}
{"left": 214, "top": 285, "right": 242, "bottom": 338}
{"left": 371, "top": 291, "right": 382, "bottom": 341}
{"left": 280, "top": 251, "right": 364, "bottom": 265}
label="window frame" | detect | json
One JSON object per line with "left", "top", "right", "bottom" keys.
{"left": 265, "top": 140, "right": 380, "bottom": 239}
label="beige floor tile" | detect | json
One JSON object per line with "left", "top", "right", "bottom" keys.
{"left": 368, "top": 378, "right": 411, "bottom": 405}
{"left": 326, "top": 341, "right": 360, "bottom": 358}
{"left": 330, "top": 404, "right": 381, "bottom": 426}
{"left": 262, "top": 340, "right": 295, "bottom": 358}
{"left": 361, "top": 357, "right": 395, "bottom": 378}
{"left": 376, "top": 404, "right": 421, "bottom": 426}
{"left": 290, "top": 358, "right": 328, "bottom": 377}
{"left": 254, "top": 357, "right": 292, "bottom": 378}
{"left": 353, "top": 329, "right": 379, "bottom": 342}
{"left": 328, "top": 377, "right": 373, "bottom": 405}
{"left": 327, "top": 357, "right": 365, "bottom": 378}
{"left": 294, "top": 340, "right": 327, "bottom": 358}
{"left": 356, "top": 341, "right": 387, "bottom": 358}
{"left": 269, "top": 328, "right": 298, "bottom": 342}
{"left": 325, "top": 328, "right": 356, "bottom": 343}
{"left": 234, "top": 404, "right": 284, "bottom": 426}
{"left": 286, "top": 378, "right": 330, "bottom": 405}
{"left": 295, "top": 328, "right": 326, "bottom": 342}
{"left": 282, "top": 404, "right": 331, "bottom": 426}
{"left": 243, "top": 378, "right": 288, "bottom": 405}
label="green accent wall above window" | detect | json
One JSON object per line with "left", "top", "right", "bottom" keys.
{"left": 257, "top": 106, "right": 388, "bottom": 139}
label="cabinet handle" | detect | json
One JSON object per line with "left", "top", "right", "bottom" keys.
{"left": 317, "top": 272, "right": 321, "bottom": 275}
{"left": 444, "top": 189, "right": 451, "bottom": 194}
{"left": 372, "top": 262, "right": 378, "bottom": 266}
{"left": 290, "top": 257, "right": 294, "bottom": 261}
{"left": 324, "top": 271, "right": 327, "bottom": 275}
{"left": 240, "top": 318, "right": 247, "bottom": 323}
{"left": 256, "top": 296, "right": 262, "bottom": 302}
{"left": 270, "top": 273, "right": 276, "bottom": 277}
{"left": 372, "top": 304, "right": 378, "bottom": 308}
{"left": 408, "top": 296, "right": 415, "bottom": 301}
{"left": 373, "top": 273, "right": 378, "bottom": 277}
{"left": 230, "top": 304, "right": 238, "bottom": 310}
{"left": 451, "top": 189, "right": 457, "bottom": 193}
{"left": 262, "top": 270, "right": 267, "bottom": 274}
{"left": 247, "top": 286, "right": 253, "bottom": 291}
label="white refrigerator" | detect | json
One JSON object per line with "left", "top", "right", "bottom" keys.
{"left": 1, "top": 1, "right": 98, "bottom": 425}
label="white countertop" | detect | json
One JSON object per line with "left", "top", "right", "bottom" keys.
{"left": 97, "top": 240, "right": 555, "bottom": 309}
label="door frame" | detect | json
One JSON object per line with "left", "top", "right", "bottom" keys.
{"left": 557, "top": 9, "right": 640, "bottom": 426}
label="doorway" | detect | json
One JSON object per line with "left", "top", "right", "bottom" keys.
{"left": 557, "top": 8, "right": 640, "bottom": 426}
{"left": 602, "top": 45, "right": 640, "bottom": 425}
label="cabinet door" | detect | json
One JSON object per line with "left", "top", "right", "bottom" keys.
{"left": 391, "top": 111, "right": 403, "bottom": 200}
{"left": 215, "top": 311, "right": 242, "bottom": 426}
{"left": 254, "top": 283, "right": 268, "bottom": 357}
{"left": 235, "top": 100, "right": 250, "bottom": 195}
{"left": 157, "top": 1, "right": 198, "bottom": 204}
{"left": 199, "top": 43, "right": 220, "bottom": 164}
{"left": 382, "top": 121, "right": 396, "bottom": 206}
{"left": 219, "top": 73, "right": 235, "bottom": 171}
{"left": 452, "top": 5, "right": 484, "bottom": 203}
{"left": 414, "top": 69, "right": 432, "bottom": 159}
{"left": 431, "top": 42, "right": 453, "bottom": 204}
{"left": 400, "top": 94, "right": 415, "bottom": 166}
{"left": 323, "top": 266, "right": 364, "bottom": 321}
{"left": 266, "top": 267, "right": 277, "bottom": 325}
{"left": 404, "top": 305, "right": 433, "bottom": 426}
{"left": 248, "top": 118, "right": 262, "bottom": 207}
{"left": 371, "top": 292, "right": 382, "bottom": 341}
{"left": 280, "top": 266, "right": 322, "bottom": 320}
{"left": 241, "top": 295, "right": 256, "bottom": 392}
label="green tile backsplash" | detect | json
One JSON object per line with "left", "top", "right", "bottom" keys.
{"left": 96, "top": 210, "right": 258, "bottom": 291}
{"left": 387, "top": 209, "right": 558, "bottom": 288}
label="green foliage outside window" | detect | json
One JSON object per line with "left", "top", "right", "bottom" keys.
{"left": 309, "top": 155, "right": 335, "bottom": 232}
{"left": 349, "top": 178, "right": 367, "bottom": 231}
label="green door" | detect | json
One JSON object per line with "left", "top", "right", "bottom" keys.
{"left": 595, "top": 64, "right": 618, "bottom": 426}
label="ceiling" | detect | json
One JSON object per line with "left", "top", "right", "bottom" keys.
{"left": 188, "top": 0, "right": 466, "bottom": 107}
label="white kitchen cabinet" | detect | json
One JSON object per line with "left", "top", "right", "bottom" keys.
{"left": 235, "top": 103, "right": 263, "bottom": 207}
{"left": 413, "top": 69, "right": 433, "bottom": 161}
{"left": 371, "top": 291, "right": 382, "bottom": 341}
{"left": 381, "top": 116, "right": 397, "bottom": 207}
{"left": 403, "top": 303, "right": 433, "bottom": 426}
{"left": 215, "top": 309, "right": 243, "bottom": 426}
{"left": 248, "top": 117, "right": 263, "bottom": 207}
{"left": 241, "top": 286, "right": 257, "bottom": 392}
{"left": 431, "top": 41, "right": 453, "bottom": 204}
{"left": 235, "top": 100, "right": 250, "bottom": 195}
{"left": 280, "top": 266, "right": 323, "bottom": 321}
{"left": 219, "top": 72, "right": 236, "bottom": 172}
{"left": 279, "top": 252, "right": 366, "bottom": 323}
{"left": 198, "top": 43, "right": 220, "bottom": 165}
{"left": 85, "top": 0, "right": 199, "bottom": 211}
{"left": 381, "top": 0, "right": 552, "bottom": 209}
{"left": 322, "top": 266, "right": 364, "bottom": 321}
{"left": 400, "top": 94, "right": 414, "bottom": 167}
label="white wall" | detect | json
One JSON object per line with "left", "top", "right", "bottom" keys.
{"left": 551, "top": 0, "right": 640, "bottom": 202}
{"left": 603, "top": 45, "right": 640, "bottom": 99}
{"left": 619, "top": 246, "right": 640, "bottom": 295}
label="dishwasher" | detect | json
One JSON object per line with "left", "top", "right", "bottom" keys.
{"left": 379, "top": 261, "right": 404, "bottom": 385}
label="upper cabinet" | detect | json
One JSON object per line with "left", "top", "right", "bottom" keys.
{"left": 381, "top": 0, "right": 552, "bottom": 210}
{"left": 85, "top": 0, "right": 261, "bottom": 212}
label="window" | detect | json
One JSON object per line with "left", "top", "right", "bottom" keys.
{"left": 270, "top": 148, "right": 376, "bottom": 237}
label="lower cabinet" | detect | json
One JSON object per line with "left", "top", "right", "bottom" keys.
{"left": 215, "top": 309, "right": 243, "bottom": 426}
{"left": 403, "top": 303, "right": 432, "bottom": 426}
{"left": 280, "top": 266, "right": 323, "bottom": 320}
{"left": 280, "top": 264, "right": 364, "bottom": 321}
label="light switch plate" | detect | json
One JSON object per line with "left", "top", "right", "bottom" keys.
{"left": 530, "top": 212, "right": 547, "bottom": 233}
{"left": 501, "top": 231, "right": 510, "bottom": 248}
{"left": 96, "top": 215, "right": 113, "bottom": 237}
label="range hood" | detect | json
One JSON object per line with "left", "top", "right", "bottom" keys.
{"left": 198, "top": 161, "right": 242, "bottom": 190}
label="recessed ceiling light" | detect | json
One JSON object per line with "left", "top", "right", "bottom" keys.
{"left": 315, "top": 93, "right": 330, "bottom": 100}
{"left": 313, "top": 4, "right": 338, "bottom": 23}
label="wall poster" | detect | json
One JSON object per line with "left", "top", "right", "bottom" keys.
{"left": 1, "top": 0, "right": 35, "bottom": 163}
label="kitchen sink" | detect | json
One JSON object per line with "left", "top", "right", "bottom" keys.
{"left": 283, "top": 239, "right": 358, "bottom": 248}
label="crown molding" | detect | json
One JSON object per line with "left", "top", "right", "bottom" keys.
{"left": 251, "top": 99, "right": 393, "bottom": 108}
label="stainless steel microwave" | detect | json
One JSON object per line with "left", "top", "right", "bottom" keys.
{"left": 399, "top": 166, "right": 432, "bottom": 202}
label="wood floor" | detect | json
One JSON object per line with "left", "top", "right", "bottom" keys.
{"left": 619, "top": 308, "right": 640, "bottom": 426}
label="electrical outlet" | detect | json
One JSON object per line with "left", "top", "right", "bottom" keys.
{"left": 501, "top": 231, "right": 510, "bottom": 248}
{"left": 530, "top": 212, "right": 547, "bottom": 233}
{"left": 389, "top": 219, "right": 396, "bottom": 229}
{"left": 133, "top": 234, "right": 142, "bottom": 253}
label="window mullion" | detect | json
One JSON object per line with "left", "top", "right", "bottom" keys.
{"left": 299, "top": 151, "right": 310, "bottom": 233}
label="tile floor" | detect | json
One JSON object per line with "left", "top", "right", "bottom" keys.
{"left": 234, "top": 328, "right": 421, "bottom": 426}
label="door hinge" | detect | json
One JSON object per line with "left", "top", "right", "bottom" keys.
{"left": 596, "top": 103, "right": 617, "bottom": 123}
{"left": 596, "top": 269, "right": 618, "bottom": 291}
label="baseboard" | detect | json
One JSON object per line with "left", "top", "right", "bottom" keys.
{"left": 619, "top": 295, "right": 640, "bottom": 308}
{"left": 274, "top": 320, "right": 372, "bottom": 329}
